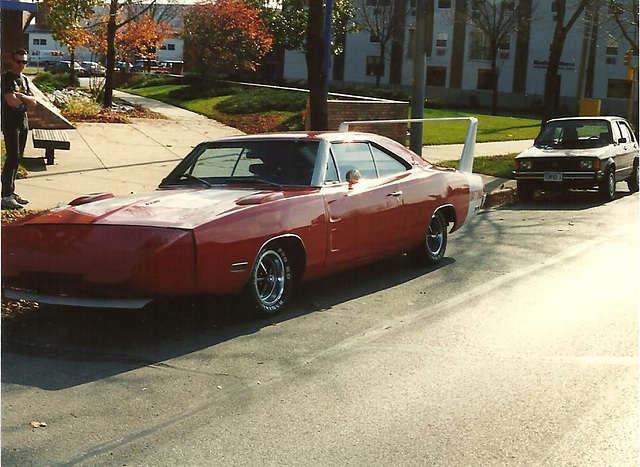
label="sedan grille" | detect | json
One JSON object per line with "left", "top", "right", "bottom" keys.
{"left": 531, "top": 158, "right": 583, "bottom": 171}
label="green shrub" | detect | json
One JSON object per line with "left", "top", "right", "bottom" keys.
{"left": 330, "top": 85, "right": 411, "bottom": 102}
{"left": 216, "top": 89, "right": 307, "bottom": 115}
{"left": 168, "top": 83, "right": 237, "bottom": 100}
{"left": 32, "top": 71, "right": 79, "bottom": 92}
{"left": 63, "top": 96, "right": 101, "bottom": 118}
{"left": 122, "top": 74, "right": 182, "bottom": 89}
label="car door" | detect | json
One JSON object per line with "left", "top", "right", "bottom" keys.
{"left": 616, "top": 121, "right": 638, "bottom": 180}
{"left": 322, "top": 141, "right": 407, "bottom": 269}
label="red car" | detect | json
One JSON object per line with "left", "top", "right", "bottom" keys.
{"left": 2, "top": 132, "right": 485, "bottom": 315}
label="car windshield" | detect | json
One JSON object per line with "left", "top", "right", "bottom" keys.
{"left": 162, "top": 140, "right": 320, "bottom": 187}
{"left": 535, "top": 120, "right": 612, "bottom": 149}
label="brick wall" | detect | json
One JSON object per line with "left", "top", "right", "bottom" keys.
{"left": 306, "top": 100, "right": 409, "bottom": 144}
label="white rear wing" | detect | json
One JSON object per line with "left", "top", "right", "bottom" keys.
{"left": 338, "top": 117, "right": 478, "bottom": 174}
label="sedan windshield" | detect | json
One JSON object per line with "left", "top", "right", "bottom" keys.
{"left": 162, "top": 140, "right": 319, "bottom": 187}
{"left": 535, "top": 120, "right": 612, "bottom": 149}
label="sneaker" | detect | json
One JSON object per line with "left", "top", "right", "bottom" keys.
{"left": 12, "top": 193, "right": 29, "bottom": 205}
{"left": 1, "top": 196, "right": 24, "bottom": 210}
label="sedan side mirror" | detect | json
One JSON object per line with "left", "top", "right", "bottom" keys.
{"left": 346, "top": 169, "right": 361, "bottom": 188}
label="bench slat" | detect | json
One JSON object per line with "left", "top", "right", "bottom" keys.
{"left": 32, "top": 129, "right": 71, "bottom": 150}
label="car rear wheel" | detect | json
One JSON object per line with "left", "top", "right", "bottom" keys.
{"left": 517, "top": 180, "right": 535, "bottom": 201}
{"left": 599, "top": 167, "right": 616, "bottom": 201}
{"left": 410, "top": 211, "right": 447, "bottom": 265}
{"left": 248, "top": 244, "right": 293, "bottom": 315}
{"left": 627, "top": 159, "right": 639, "bottom": 193}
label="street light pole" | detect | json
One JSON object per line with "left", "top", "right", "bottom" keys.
{"left": 410, "top": 0, "right": 427, "bottom": 155}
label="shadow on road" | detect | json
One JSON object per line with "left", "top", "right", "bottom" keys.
{"left": 505, "top": 187, "right": 636, "bottom": 211}
{"left": 1, "top": 255, "right": 451, "bottom": 390}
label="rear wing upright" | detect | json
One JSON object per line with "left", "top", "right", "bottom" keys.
{"left": 338, "top": 117, "right": 478, "bottom": 173}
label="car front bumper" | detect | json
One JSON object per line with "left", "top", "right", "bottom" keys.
{"left": 513, "top": 170, "right": 605, "bottom": 189}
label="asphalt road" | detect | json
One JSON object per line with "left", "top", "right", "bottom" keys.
{"left": 1, "top": 188, "right": 638, "bottom": 466}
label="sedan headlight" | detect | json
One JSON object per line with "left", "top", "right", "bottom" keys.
{"left": 579, "top": 159, "right": 600, "bottom": 170}
{"left": 516, "top": 160, "right": 533, "bottom": 170}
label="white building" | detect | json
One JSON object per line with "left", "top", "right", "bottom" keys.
{"left": 284, "top": 0, "right": 638, "bottom": 119}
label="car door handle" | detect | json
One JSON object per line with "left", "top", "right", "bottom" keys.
{"left": 387, "top": 191, "right": 403, "bottom": 197}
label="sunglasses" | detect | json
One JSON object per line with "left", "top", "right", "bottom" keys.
{"left": 15, "top": 60, "right": 28, "bottom": 65}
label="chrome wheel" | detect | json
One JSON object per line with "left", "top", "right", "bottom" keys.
{"left": 427, "top": 214, "right": 445, "bottom": 257}
{"left": 249, "top": 244, "right": 293, "bottom": 315}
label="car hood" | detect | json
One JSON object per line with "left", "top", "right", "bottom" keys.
{"left": 516, "top": 146, "right": 612, "bottom": 159}
{"left": 23, "top": 187, "right": 305, "bottom": 229}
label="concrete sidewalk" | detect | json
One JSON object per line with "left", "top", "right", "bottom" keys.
{"left": 12, "top": 92, "right": 522, "bottom": 210}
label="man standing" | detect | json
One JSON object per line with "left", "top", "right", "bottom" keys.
{"left": 2, "top": 48, "right": 37, "bottom": 210}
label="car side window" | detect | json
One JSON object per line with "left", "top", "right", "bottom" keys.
{"left": 331, "top": 142, "right": 377, "bottom": 180}
{"left": 618, "top": 122, "right": 636, "bottom": 144}
{"left": 324, "top": 154, "right": 340, "bottom": 184}
{"left": 370, "top": 144, "right": 409, "bottom": 177}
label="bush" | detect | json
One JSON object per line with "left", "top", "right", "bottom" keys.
{"left": 216, "top": 89, "right": 307, "bottom": 115}
{"left": 122, "top": 73, "right": 182, "bottom": 89}
{"left": 168, "top": 83, "right": 237, "bottom": 100}
{"left": 32, "top": 71, "right": 79, "bottom": 92}
{"left": 330, "top": 85, "right": 411, "bottom": 102}
{"left": 63, "top": 96, "right": 102, "bottom": 119}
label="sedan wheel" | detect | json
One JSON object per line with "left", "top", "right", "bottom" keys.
{"left": 627, "top": 159, "right": 639, "bottom": 193}
{"left": 599, "top": 167, "right": 616, "bottom": 201}
{"left": 410, "top": 211, "right": 448, "bottom": 265}
{"left": 249, "top": 245, "right": 293, "bottom": 315}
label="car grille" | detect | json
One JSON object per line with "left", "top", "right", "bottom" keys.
{"left": 531, "top": 158, "right": 583, "bottom": 171}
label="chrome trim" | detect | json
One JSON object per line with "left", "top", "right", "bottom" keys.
{"left": 230, "top": 262, "right": 249, "bottom": 273}
{"left": 2, "top": 289, "right": 152, "bottom": 309}
{"left": 249, "top": 234, "right": 307, "bottom": 277}
{"left": 433, "top": 204, "right": 456, "bottom": 230}
{"left": 513, "top": 171, "right": 603, "bottom": 180}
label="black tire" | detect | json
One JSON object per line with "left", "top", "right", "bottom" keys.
{"left": 627, "top": 159, "right": 639, "bottom": 193}
{"left": 517, "top": 180, "right": 535, "bottom": 201}
{"left": 410, "top": 211, "right": 448, "bottom": 265}
{"left": 599, "top": 167, "right": 616, "bottom": 201}
{"left": 247, "top": 244, "right": 293, "bottom": 315}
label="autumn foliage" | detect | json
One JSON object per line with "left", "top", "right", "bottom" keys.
{"left": 182, "top": 0, "right": 273, "bottom": 78}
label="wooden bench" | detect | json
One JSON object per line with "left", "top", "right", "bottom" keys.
{"left": 32, "top": 129, "right": 71, "bottom": 165}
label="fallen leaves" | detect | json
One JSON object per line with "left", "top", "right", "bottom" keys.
{"left": 30, "top": 421, "right": 47, "bottom": 428}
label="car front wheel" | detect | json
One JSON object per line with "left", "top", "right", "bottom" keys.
{"left": 248, "top": 244, "right": 293, "bottom": 315}
{"left": 627, "top": 159, "right": 639, "bottom": 193}
{"left": 410, "top": 211, "right": 448, "bottom": 265}
{"left": 599, "top": 167, "right": 616, "bottom": 201}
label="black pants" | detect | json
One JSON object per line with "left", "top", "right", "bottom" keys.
{"left": 1, "top": 124, "right": 28, "bottom": 198}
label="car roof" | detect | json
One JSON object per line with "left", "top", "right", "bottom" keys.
{"left": 547, "top": 116, "right": 627, "bottom": 123}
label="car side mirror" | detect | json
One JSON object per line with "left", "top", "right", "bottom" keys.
{"left": 346, "top": 169, "right": 361, "bottom": 188}
{"left": 618, "top": 137, "right": 627, "bottom": 144}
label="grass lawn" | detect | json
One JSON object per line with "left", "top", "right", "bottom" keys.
{"left": 123, "top": 82, "right": 542, "bottom": 144}
{"left": 420, "top": 109, "right": 540, "bottom": 145}
{"left": 436, "top": 153, "right": 518, "bottom": 179}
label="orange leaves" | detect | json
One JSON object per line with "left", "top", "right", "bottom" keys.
{"left": 119, "top": 15, "right": 174, "bottom": 61}
{"left": 182, "top": 0, "right": 273, "bottom": 76}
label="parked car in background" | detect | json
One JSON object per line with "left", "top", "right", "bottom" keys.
{"left": 44, "top": 60, "right": 89, "bottom": 77}
{"left": 132, "top": 59, "right": 170, "bottom": 73}
{"left": 2, "top": 132, "right": 485, "bottom": 315}
{"left": 80, "top": 61, "right": 106, "bottom": 76}
{"left": 513, "top": 116, "right": 639, "bottom": 201}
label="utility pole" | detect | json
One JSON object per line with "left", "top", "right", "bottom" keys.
{"left": 324, "top": 0, "right": 334, "bottom": 93}
{"left": 410, "top": 0, "right": 427, "bottom": 155}
{"left": 624, "top": 50, "right": 637, "bottom": 124}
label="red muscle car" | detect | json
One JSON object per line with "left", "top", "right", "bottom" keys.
{"left": 2, "top": 132, "right": 485, "bottom": 315}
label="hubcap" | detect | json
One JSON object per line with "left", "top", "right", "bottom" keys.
{"left": 427, "top": 216, "right": 444, "bottom": 255}
{"left": 608, "top": 171, "right": 615, "bottom": 197}
{"left": 254, "top": 250, "right": 286, "bottom": 306}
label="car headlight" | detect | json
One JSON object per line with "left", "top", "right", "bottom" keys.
{"left": 517, "top": 160, "right": 533, "bottom": 170}
{"left": 580, "top": 160, "right": 594, "bottom": 170}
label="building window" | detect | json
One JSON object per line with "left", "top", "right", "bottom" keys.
{"left": 438, "top": 0, "right": 451, "bottom": 8}
{"left": 470, "top": 31, "right": 490, "bottom": 61}
{"left": 498, "top": 34, "right": 510, "bottom": 59}
{"left": 435, "top": 32, "right": 448, "bottom": 48}
{"left": 477, "top": 69, "right": 494, "bottom": 90}
{"left": 167, "top": 43, "right": 175, "bottom": 51}
{"left": 427, "top": 66, "right": 447, "bottom": 86}
{"left": 159, "top": 44, "right": 167, "bottom": 50}
{"left": 606, "top": 39, "right": 619, "bottom": 56}
{"left": 606, "top": 57, "right": 617, "bottom": 65}
{"left": 366, "top": 55, "right": 384, "bottom": 76}
{"left": 33, "top": 38, "right": 39, "bottom": 45}
{"left": 41, "top": 39, "right": 47, "bottom": 45}
{"left": 607, "top": 79, "right": 632, "bottom": 98}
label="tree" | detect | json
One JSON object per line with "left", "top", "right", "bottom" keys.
{"left": 118, "top": 14, "right": 173, "bottom": 69}
{"left": 465, "top": 0, "right": 522, "bottom": 115}
{"left": 542, "top": 0, "right": 591, "bottom": 121}
{"left": 357, "top": 0, "right": 403, "bottom": 87}
{"left": 306, "top": 0, "right": 327, "bottom": 130}
{"left": 43, "top": 0, "right": 98, "bottom": 85}
{"left": 181, "top": 0, "right": 273, "bottom": 80}
{"left": 608, "top": 0, "right": 638, "bottom": 52}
